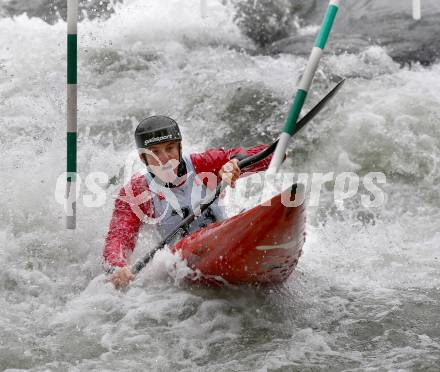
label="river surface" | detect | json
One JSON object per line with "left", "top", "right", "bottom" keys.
{"left": 0, "top": 0, "right": 439, "bottom": 371}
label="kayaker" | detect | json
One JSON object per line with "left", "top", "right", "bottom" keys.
{"left": 103, "top": 115, "right": 275, "bottom": 289}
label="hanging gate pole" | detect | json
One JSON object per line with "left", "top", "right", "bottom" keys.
{"left": 413, "top": 0, "right": 421, "bottom": 20}
{"left": 200, "top": 0, "right": 208, "bottom": 18}
{"left": 268, "top": 0, "right": 341, "bottom": 173}
{"left": 66, "top": 0, "right": 78, "bottom": 229}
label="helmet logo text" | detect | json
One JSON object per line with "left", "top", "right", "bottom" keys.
{"left": 144, "top": 134, "right": 173, "bottom": 146}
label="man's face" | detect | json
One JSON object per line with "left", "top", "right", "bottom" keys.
{"left": 143, "top": 140, "right": 181, "bottom": 183}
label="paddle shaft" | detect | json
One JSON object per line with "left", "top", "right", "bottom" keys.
{"left": 131, "top": 80, "right": 345, "bottom": 275}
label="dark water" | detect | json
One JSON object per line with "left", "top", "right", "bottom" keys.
{"left": 0, "top": 0, "right": 439, "bottom": 371}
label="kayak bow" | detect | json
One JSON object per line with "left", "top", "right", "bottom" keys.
{"left": 172, "top": 184, "right": 305, "bottom": 285}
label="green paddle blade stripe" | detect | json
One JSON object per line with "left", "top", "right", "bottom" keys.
{"left": 282, "top": 89, "right": 308, "bottom": 135}
{"left": 67, "top": 34, "right": 77, "bottom": 84}
{"left": 315, "top": 4, "right": 339, "bottom": 50}
{"left": 67, "top": 132, "right": 77, "bottom": 179}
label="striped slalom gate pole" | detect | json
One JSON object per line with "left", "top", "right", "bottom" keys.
{"left": 66, "top": 0, "right": 78, "bottom": 229}
{"left": 268, "top": 0, "right": 341, "bottom": 173}
{"left": 413, "top": 0, "right": 421, "bottom": 20}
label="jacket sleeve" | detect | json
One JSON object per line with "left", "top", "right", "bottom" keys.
{"left": 190, "top": 144, "right": 275, "bottom": 178}
{"left": 102, "top": 176, "right": 153, "bottom": 271}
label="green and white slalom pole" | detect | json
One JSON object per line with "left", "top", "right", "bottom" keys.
{"left": 66, "top": 0, "right": 78, "bottom": 229}
{"left": 268, "top": 0, "right": 341, "bottom": 173}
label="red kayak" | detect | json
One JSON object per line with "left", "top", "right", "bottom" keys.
{"left": 171, "top": 184, "right": 306, "bottom": 285}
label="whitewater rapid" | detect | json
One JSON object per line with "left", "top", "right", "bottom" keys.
{"left": 0, "top": 0, "right": 439, "bottom": 370}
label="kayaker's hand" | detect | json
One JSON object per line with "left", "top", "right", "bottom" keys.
{"left": 219, "top": 159, "right": 240, "bottom": 188}
{"left": 110, "top": 266, "right": 135, "bottom": 290}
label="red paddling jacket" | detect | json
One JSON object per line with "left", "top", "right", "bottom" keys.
{"left": 103, "top": 144, "right": 273, "bottom": 271}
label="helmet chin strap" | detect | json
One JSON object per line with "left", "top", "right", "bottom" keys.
{"left": 176, "top": 142, "right": 187, "bottom": 178}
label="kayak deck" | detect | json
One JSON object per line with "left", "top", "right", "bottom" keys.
{"left": 171, "top": 184, "right": 306, "bottom": 285}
